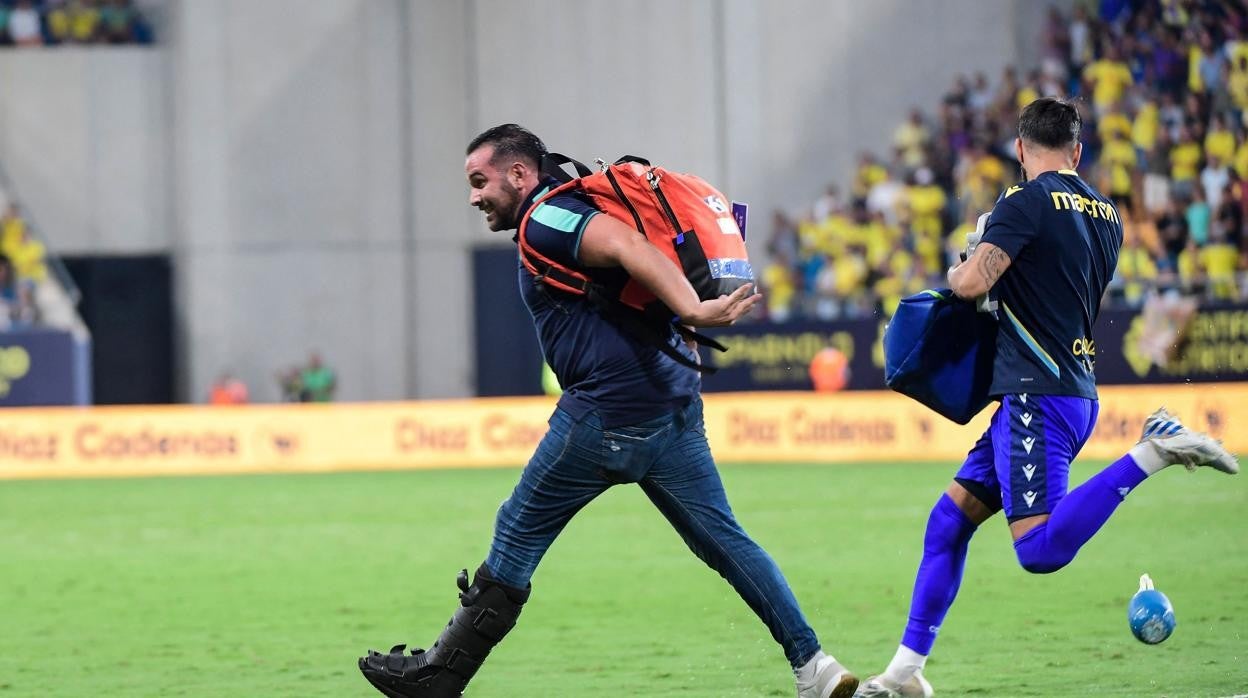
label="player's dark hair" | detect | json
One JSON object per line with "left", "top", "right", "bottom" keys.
{"left": 466, "top": 124, "right": 548, "bottom": 171}
{"left": 1018, "top": 97, "right": 1081, "bottom": 150}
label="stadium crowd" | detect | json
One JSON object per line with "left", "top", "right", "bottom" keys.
{"left": 0, "top": 0, "right": 151, "bottom": 46}
{"left": 761, "top": 0, "right": 1248, "bottom": 322}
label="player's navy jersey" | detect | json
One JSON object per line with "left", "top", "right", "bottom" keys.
{"left": 981, "top": 169, "right": 1123, "bottom": 399}
{"left": 515, "top": 177, "right": 699, "bottom": 428}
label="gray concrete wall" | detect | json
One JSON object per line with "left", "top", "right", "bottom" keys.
{"left": 166, "top": 0, "right": 408, "bottom": 403}
{"left": 0, "top": 49, "right": 169, "bottom": 253}
{"left": 0, "top": 0, "right": 1044, "bottom": 402}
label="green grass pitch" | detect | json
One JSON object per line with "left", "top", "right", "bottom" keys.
{"left": 1, "top": 461, "right": 1244, "bottom": 697}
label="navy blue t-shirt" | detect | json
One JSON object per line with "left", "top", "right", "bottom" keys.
{"left": 516, "top": 178, "right": 700, "bottom": 428}
{"left": 981, "top": 170, "right": 1123, "bottom": 399}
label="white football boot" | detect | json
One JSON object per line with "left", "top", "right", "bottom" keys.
{"left": 852, "top": 671, "right": 934, "bottom": 698}
{"left": 796, "top": 653, "right": 859, "bottom": 698}
{"left": 1138, "top": 407, "right": 1239, "bottom": 474}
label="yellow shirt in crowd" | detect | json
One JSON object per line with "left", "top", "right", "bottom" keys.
{"left": 1101, "top": 138, "right": 1137, "bottom": 198}
{"left": 1235, "top": 140, "right": 1248, "bottom": 181}
{"left": 761, "top": 262, "right": 796, "bottom": 315}
{"left": 1170, "top": 141, "right": 1202, "bottom": 182}
{"left": 1099, "top": 112, "right": 1133, "bottom": 143}
{"left": 1084, "top": 60, "right": 1134, "bottom": 110}
{"left": 1201, "top": 244, "right": 1240, "bottom": 300}
{"left": 906, "top": 185, "right": 947, "bottom": 239}
{"left": 853, "top": 164, "right": 888, "bottom": 200}
{"left": 1117, "top": 245, "right": 1158, "bottom": 305}
{"left": 1132, "top": 102, "right": 1159, "bottom": 151}
{"left": 1205, "top": 129, "right": 1236, "bottom": 165}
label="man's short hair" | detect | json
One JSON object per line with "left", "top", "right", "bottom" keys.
{"left": 1018, "top": 98, "right": 1081, "bottom": 150}
{"left": 466, "top": 124, "right": 548, "bottom": 171}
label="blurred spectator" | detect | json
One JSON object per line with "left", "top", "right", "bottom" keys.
{"left": 1193, "top": 31, "right": 1225, "bottom": 96}
{"left": 8, "top": 0, "right": 43, "bottom": 47}
{"left": 968, "top": 73, "right": 993, "bottom": 113}
{"left": 99, "top": 0, "right": 138, "bottom": 44}
{"left": 761, "top": 251, "right": 797, "bottom": 323}
{"left": 1202, "top": 226, "right": 1240, "bottom": 300}
{"left": 1204, "top": 113, "right": 1235, "bottom": 163}
{"left": 1169, "top": 125, "right": 1202, "bottom": 199}
{"left": 1201, "top": 154, "right": 1231, "bottom": 212}
{"left": 48, "top": 0, "right": 101, "bottom": 44}
{"left": 1084, "top": 42, "right": 1135, "bottom": 114}
{"left": 1228, "top": 54, "right": 1248, "bottom": 123}
{"left": 1186, "top": 186, "right": 1211, "bottom": 246}
{"left": 851, "top": 152, "right": 888, "bottom": 202}
{"left": 1069, "top": 5, "right": 1094, "bottom": 79}
{"left": 298, "top": 352, "right": 336, "bottom": 403}
{"left": 893, "top": 109, "right": 930, "bottom": 171}
{"left": 810, "top": 185, "right": 840, "bottom": 226}
{"left": 277, "top": 368, "right": 303, "bottom": 403}
{"left": 0, "top": 4, "right": 10, "bottom": 45}
{"left": 0, "top": 255, "right": 18, "bottom": 329}
{"left": 0, "top": 254, "right": 34, "bottom": 328}
{"left": 208, "top": 372, "right": 249, "bottom": 405}
{"left": 1, "top": 205, "right": 47, "bottom": 284}
{"left": 1156, "top": 195, "right": 1188, "bottom": 270}
{"left": 1115, "top": 235, "right": 1158, "bottom": 306}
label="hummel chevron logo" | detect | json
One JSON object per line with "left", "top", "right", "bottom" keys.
{"left": 1023, "top": 490, "right": 1038, "bottom": 507}
{"left": 1022, "top": 436, "right": 1036, "bottom": 454}
{"left": 1021, "top": 412, "right": 1033, "bottom": 427}
{"left": 1023, "top": 463, "right": 1036, "bottom": 481}
{"left": 1020, "top": 394, "right": 1028, "bottom": 404}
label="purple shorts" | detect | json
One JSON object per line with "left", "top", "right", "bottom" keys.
{"left": 954, "top": 394, "right": 1099, "bottom": 521}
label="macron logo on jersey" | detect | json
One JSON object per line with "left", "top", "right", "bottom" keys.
{"left": 1023, "top": 491, "right": 1038, "bottom": 507}
{"left": 1023, "top": 463, "right": 1036, "bottom": 481}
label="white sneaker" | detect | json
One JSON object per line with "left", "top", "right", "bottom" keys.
{"left": 1138, "top": 407, "right": 1239, "bottom": 474}
{"left": 853, "top": 671, "right": 934, "bottom": 698}
{"left": 796, "top": 654, "right": 859, "bottom": 698}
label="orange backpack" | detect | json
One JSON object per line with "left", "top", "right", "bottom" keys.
{"left": 517, "top": 154, "right": 754, "bottom": 372}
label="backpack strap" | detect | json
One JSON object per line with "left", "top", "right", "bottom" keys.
{"left": 613, "top": 155, "right": 651, "bottom": 167}
{"left": 541, "top": 153, "right": 593, "bottom": 183}
{"left": 674, "top": 325, "right": 727, "bottom": 353}
{"left": 517, "top": 179, "right": 598, "bottom": 296}
{"left": 607, "top": 307, "right": 718, "bottom": 374}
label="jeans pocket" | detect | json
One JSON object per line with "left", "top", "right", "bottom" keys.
{"left": 598, "top": 418, "right": 672, "bottom": 484}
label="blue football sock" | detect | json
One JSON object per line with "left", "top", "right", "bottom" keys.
{"left": 1013, "top": 454, "right": 1148, "bottom": 574}
{"left": 900, "top": 494, "right": 977, "bottom": 655}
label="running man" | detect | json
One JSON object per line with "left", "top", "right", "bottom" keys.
{"left": 856, "top": 98, "right": 1239, "bottom": 697}
{"left": 359, "top": 124, "right": 859, "bottom": 698}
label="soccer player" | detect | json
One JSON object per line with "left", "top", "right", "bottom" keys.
{"left": 358, "top": 124, "right": 859, "bottom": 698}
{"left": 855, "top": 98, "right": 1239, "bottom": 698}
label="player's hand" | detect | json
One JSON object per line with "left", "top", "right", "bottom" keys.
{"left": 680, "top": 284, "right": 761, "bottom": 327}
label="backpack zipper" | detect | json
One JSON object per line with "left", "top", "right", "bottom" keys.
{"left": 645, "top": 170, "right": 687, "bottom": 242}
{"left": 604, "top": 166, "right": 646, "bottom": 235}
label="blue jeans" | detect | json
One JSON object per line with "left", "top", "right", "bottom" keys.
{"left": 484, "top": 397, "right": 822, "bottom": 667}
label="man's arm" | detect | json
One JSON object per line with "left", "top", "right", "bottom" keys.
{"left": 576, "top": 213, "right": 760, "bottom": 327}
{"left": 947, "top": 241, "right": 1013, "bottom": 299}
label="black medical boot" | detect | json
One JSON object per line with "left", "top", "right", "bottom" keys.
{"left": 359, "top": 565, "right": 530, "bottom": 697}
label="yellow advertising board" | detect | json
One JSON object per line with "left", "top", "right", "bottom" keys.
{"left": 1, "top": 384, "right": 1245, "bottom": 479}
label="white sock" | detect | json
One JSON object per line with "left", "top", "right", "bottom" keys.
{"left": 881, "top": 645, "right": 926, "bottom": 686}
{"left": 1129, "top": 441, "right": 1168, "bottom": 476}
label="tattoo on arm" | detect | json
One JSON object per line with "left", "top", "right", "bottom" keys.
{"left": 977, "top": 246, "right": 1009, "bottom": 290}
